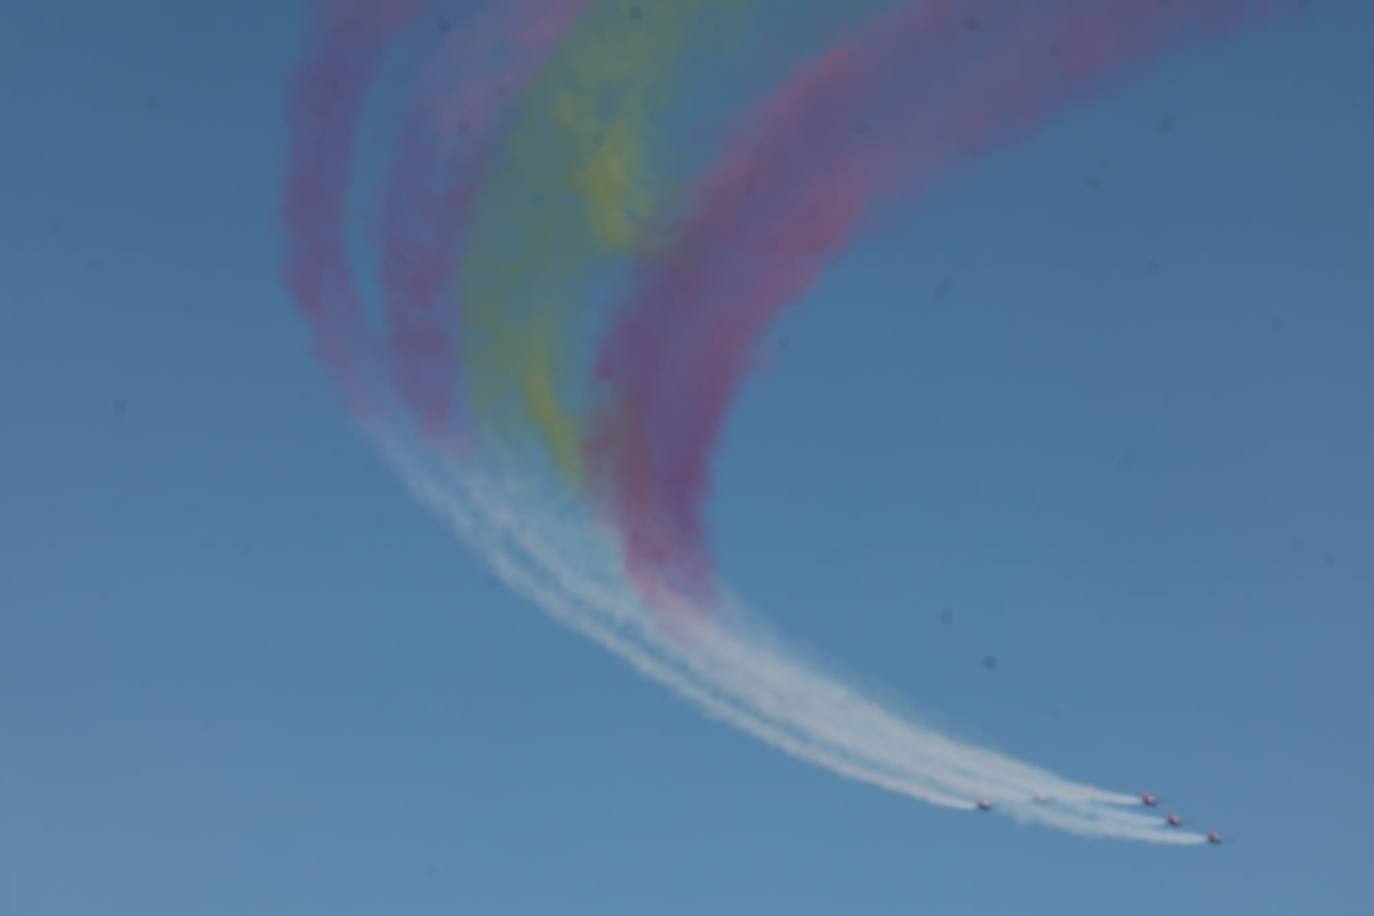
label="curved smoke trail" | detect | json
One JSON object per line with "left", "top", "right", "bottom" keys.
{"left": 283, "top": 0, "right": 1298, "bottom": 844}
{"left": 592, "top": 0, "right": 1296, "bottom": 603}
{"left": 378, "top": 0, "right": 596, "bottom": 440}
{"left": 376, "top": 427, "right": 1201, "bottom": 843}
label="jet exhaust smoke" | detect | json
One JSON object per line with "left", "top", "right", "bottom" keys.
{"left": 279, "top": 0, "right": 1301, "bottom": 844}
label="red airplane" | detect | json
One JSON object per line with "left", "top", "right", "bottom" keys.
{"left": 976, "top": 800, "right": 992, "bottom": 811}
{"left": 1140, "top": 793, "right": 1160, "bottom": 807}
{"left": 1207, "top": 832, "right": 1224, "bottom": 846}
{"left": 1165, "top": 813, "right": 1183, "bottom": 827}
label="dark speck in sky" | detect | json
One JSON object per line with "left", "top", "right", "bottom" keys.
{"left": 629, "top": 5, "right": 643, "bottom": 20}
{"left": 113, "top": 398, "right": 127, "bottom": 417}
{"left": 983, "top": 656, "right": 998, "bottom": 670}
{"left": 1083, "top": 175, "right": 1103, "bottom": 193}
{"left": 1157, "top": 114, "right": 1175, "bottom": 133}
{"left": 933, "top": 277, "right": 954, "bottom": 301}
{"left": 437, "top": 18, "right": 452, "bottom": 33}
{"left": 1146, "top": 259, "right": 1162, "bottom": 274}
{"left": 940, "top": 610, "right": 954, "bottom": 626}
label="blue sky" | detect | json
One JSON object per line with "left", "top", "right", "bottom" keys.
{"left": 2, "top": 2, "right": 1371, "bottom": 914}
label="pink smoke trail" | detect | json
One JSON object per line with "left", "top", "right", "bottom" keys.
{"left": 592, "top": 0, "right": 1295, "bottom": 604}
{"left": 379, "top": 0, "right": 593, "bottom": 441}
{"left": 282, "top": 0, "right": 428, "bottom": 419}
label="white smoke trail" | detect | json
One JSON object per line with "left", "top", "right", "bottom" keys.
{"left": 372, "top": 422, "right": 1204, "bottom": 846}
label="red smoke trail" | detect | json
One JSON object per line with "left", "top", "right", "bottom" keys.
{"left": 378, "top": 0, "right": 593, "bottom": 441}
{"left": 592, "top": 0, "right": 1293, "bottom": 605}
{"left": 282, "top": 0, "right": 427, "bottom": 419}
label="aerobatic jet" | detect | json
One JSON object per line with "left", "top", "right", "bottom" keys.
{"left": 1140, "top": 793, "right": 1160, "bottom": 807}
{"left": 976, "top": 800, "right": 992, "bottom": 811}
{"left": 1166, "top": 813, "right": 1183, "bottom": 827}
{"left": 1207, "top": 832, "right": 1224, "bottom": 846}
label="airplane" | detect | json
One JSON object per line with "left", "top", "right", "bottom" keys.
{"left": 1165, "top": 813, "right": 1183, "bottom": 827}
{"left": 1140, "top": 793, "right": 1160, "bottom": 807}
{"left": 976, "top": 800, "right": 992, "bottom": 811}
{"left": 1207, "top": 832, "right": 1224, "bottom": 846}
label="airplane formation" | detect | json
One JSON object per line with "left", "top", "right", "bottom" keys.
{"left": 972, "top": 792, "right": 1224, "bottom": 845}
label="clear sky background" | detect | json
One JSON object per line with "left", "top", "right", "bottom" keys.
{"left": 2, "top": 2, "right": 1371, "bottom": 914}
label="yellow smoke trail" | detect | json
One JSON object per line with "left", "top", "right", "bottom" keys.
{"left": 460, "top": 0, "right": 745, "bottom": 483}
